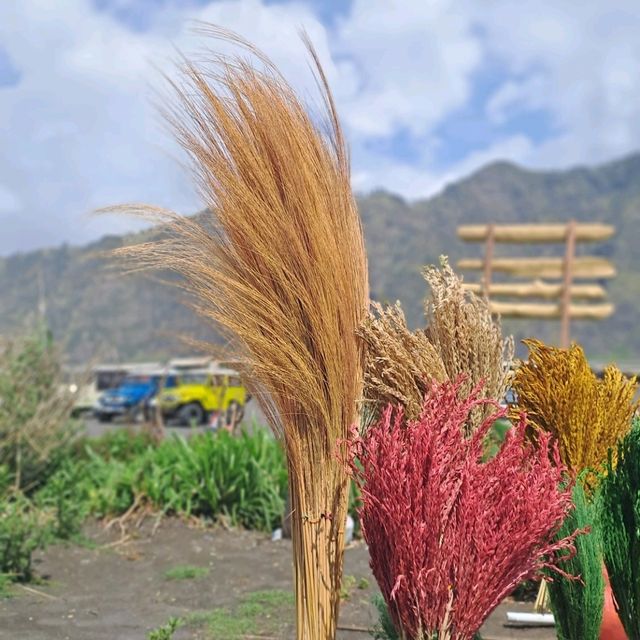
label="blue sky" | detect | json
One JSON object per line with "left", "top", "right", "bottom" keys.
{"left": 1, "top": 1, "right": 639, "bottom": 254}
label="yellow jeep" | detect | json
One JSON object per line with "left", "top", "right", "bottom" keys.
{"left": 158, "top": 368, "right": 248, "bottom": 426}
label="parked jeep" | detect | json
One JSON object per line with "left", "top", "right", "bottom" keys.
{"left": 158, "top": 367, "right": 248, "bottom": 426}
{"left": 94, "top": 369, "right": 177, "bottom": 423}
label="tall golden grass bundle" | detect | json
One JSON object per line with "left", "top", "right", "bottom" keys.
{"left": 511, "top": 338, "right": 638, "bottom": 490}
{"left": 424, "top": 257, "right": 514, "bottom": 433}
{"left": 112, "top": 28, "right": 368, "bottom": 640}
{"left": 359, "top": 258, "right": 512, "bottom": 432}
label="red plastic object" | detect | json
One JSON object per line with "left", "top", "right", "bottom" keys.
{"left": 600, "top": 567, "right": 627, "bottom": 640}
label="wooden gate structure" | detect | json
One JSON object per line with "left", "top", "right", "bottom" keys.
{"left": 456, "top": 221, "right": 616, "bottom": 347}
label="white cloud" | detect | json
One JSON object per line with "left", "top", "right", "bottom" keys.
{"left": 334, "top": 0, "right": 481, "bottom": 138}
{"left": 2, "top": 0, "right": 640, "bottom": 254}
{"left": 0, "top": 183, "right": 21, "bottom": 213}
{"left": 352, "top": 134, "right": 533, "bottom": 200}
{"left": 475, "top": 0, "right": 640, "bottom": 166}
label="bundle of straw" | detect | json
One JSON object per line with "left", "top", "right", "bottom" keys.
{"left": 424, "top": 257, "right": 514, "bottom": 433}
{"left": 359, "top": 257, "right": 513, "bottom": 432}
{"left": 112, "top": 28, "right": 368, "bottom": 639}
{"left": 512, "top": 338, "right": 637, "bottom": 613}
{"left": 344, "top": 378, "right": 581, "bottom": 640}
{"left": 511, "top": 338, "right": 638, "bottom": 491}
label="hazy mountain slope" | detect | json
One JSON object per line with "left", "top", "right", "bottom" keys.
{"left": 1, "top": 153, "right": 639, "bottom": 362}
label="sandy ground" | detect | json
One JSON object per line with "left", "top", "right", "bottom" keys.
{"left": 0, "top": 519, "right": 557, "bottom": 640}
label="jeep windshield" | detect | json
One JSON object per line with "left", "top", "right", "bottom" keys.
{"left": 121, "top": 375, "right": 176, "bottom": 388}
{"left": 121, "top": 376, "right": 153, "bottom": 387}
{"left": 178, "top": 373, "right": 209, "bottom": 385}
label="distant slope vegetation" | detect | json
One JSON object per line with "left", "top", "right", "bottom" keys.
{"left": 1, "top": 153, "right": 639, "bottom": 363}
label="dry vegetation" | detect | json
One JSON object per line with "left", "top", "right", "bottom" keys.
{"left": 112, "top": 28, "right": 368, "bottom": 640}
{"left": 360, "top": 258, "right": 513, "bottom": 432}
{"left": 511, "top": 338, "right": 638, "bottom": 489}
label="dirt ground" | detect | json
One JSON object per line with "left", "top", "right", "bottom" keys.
{"left": 0, "top": 519, "right": 557, "bottom": 640}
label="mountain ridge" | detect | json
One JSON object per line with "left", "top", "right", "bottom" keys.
{"left": 1, "top": 152, "right": 639, "bottom": 363}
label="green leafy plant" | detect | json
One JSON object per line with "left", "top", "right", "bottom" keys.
{"left": 0, "top": 327, "right": 78, "bottom": 492}
{"left": 136, "top": 429, "right": 287, "bottom": 530}
{"left": 0, "top": 493, "right": 52, "bottom": 582}
{"left": 34, "top": 458, "right": 90, "bottom": 539}
{"left": 163, "top": 564, "right": 208, "bottom": 581}
{"left": 372, "top": 593, "right": 400, "bottom": 640}
{"left": 147, "top": 616, "right": 181, "bottom": 640}
{"left": 33, "top": 427, "right": 289, "bottom": 532}
{"left": 71, "top": 429, "right": 154, "bottom": 462}
{"left": 547, "top": 482, "right": 604, "bottom": 640}
{"left": 599, "top": 417, "right": 640, "bottom": 639}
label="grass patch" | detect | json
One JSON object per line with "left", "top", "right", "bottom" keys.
{"left": 0, "top": 573, "right": 14, "bottom": 598}
{"left": 163, "top": 564, "right": 209, "bottom": 581}
{"left": 340, "top": 574, "right": 370, "bottom": 600}
{"left": 184, "top": 589, "right": 294, "bottom": 639}
{"left": 147, "top": 616, "right": 181, "bottom": 640}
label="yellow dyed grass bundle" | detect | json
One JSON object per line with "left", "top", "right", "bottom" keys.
{"left": 111, "top": 28, "right": 368, "bottom": 640}
{"left": 511, "top": 338, "right": 638, "bottom": 489}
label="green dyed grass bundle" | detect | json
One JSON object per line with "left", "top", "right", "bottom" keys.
{"left": 599, "top": 417, "right": 640, "bottom": 639}
{"left": 548, "top": 482, "right": 604, "bottom": 640}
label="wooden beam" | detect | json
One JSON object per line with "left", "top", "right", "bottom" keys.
{"left": 458, "top": 223, "right": 615, "bottom": 243}
{"left": 457, "top": 257, "right": 616, "bottom": 279}
{"left": 560, "top": 220, "right": 577, "bottom": 348}
{"left": 489, "top": 301, "right": 615, "bottom": 319}
{"left": 482, "top": 223, "right": 495, "bottom": 298}
{"left": 462, "top": 281, "right": 607, "bottom": 300}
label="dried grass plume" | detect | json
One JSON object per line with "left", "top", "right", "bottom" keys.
{"left": 359, "top": 257, "right": 513, "bottom": 431}
{"left": 111, "top": 27, "right": 368, "bottom": 640}
{"left": 424, "top": 257, "right": 514, "bottom": 432}
{"left": 511, "top": 338, "right": 638, "bottom": 490}
{"left": 358, "top": 301, "right": 446, "bottom": 424}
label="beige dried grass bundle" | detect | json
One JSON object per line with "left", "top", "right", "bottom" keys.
{"left": 360, "top": 258, "right": 512, "bottom": 432}
{"left": 424, "top": 257, "right": 514, "bottom": 432}
{"left": 358, "top": 301, "right": 446, "bottom": 425}
{"left": 111, "top": 28, "right": 368, "bottom": 640}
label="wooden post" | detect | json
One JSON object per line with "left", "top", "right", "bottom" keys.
{"left": 560, "top": 220, "right": 577, "bottom": 348}
{"left": 482, "top": 223, "right": 495, "bottom": 299}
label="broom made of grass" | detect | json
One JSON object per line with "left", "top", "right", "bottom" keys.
{"left": 108, "top": 27, "right": 368, "bottom": 640}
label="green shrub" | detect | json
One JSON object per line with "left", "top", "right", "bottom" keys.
{"left": 137, "top": 429, "right": 287, "bottom": 530}
{"left": 34, "top": 458, "right": 91, "bottom": 539}
{"left": 35, "top": 427, "right": 288, "bottom": 532}
{"left": 71, "top": 429, "right": 154, "bottom": 462}
{"left": 0, "top": 328, "right": 78, "bottom": 492}
{"left": 0, "top": 493, "right": 52, "bottom": 581}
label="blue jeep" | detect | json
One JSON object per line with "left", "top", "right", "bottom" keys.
{"left": 94, "top": 371, "right": 177, "bottom": 422}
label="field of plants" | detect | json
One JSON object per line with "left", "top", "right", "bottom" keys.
{"left": 0, "top": 330, "right": 558, "bottom": 640}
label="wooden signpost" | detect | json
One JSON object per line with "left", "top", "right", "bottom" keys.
{"left": 457, "top": 222, "right": 615, "bottom": 347}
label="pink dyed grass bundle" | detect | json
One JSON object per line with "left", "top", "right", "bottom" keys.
{"left": 344, "top": 378, "right": 581, "bottom": 640}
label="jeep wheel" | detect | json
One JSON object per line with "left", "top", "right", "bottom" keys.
{"left": 178, "top": 402, "right": 205, "bottom": 426}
